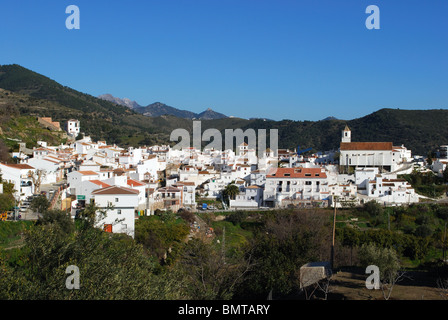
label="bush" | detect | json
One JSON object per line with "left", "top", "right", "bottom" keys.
{"left": 358, "top": 243, "right": 400, "bottom": 281}
{"left": 178, "top": 209, "right": 195, "bottom": 224}
{"left": 436, "top": 207, "right": 448, "bottom": 221}
{"left": 414, "top": 224, "right": 433, "bottom": 238}
{"left": 226, "top": 211, "right": 248, "bottom": 225}
{"left": 363, "top": 201, "right": 383, "bottom": 218}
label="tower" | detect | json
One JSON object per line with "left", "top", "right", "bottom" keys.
{"left": 342, "top": 125, "right": 351, "bottom": 143}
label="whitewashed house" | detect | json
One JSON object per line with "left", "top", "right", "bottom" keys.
{"left": 230, "top": 185, "right": 263, "bottom": 209}
{"left": 0, "top": 163, "right": 36, "bottom": 201}
{"left": 432, "top": 159, "right": 448, "bottom": 178}
{"left": 172, "top": 181, "right": 196, "bottom": 208}
{"left": 92, "top": 185, "right": 139, "bottom": 238}
{"left": 263, "top": 167, "right": 329, "bottom": 207}
{"left": 77, "top": 179, "right": 111, "bottom": 203}
{"left": 67, "top": 170, "right": 100, "bottom": 196}
{"left": 366, "top": 175, "right": 419, "bottom": 204}
{"left": 67, "top": 119, "right": 80, "bottom": 138}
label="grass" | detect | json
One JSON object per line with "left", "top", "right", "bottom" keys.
{"left": 0, "top": 220, "right": 34, "bottom": 249}
{"left": 210, "top": 220, "right": 253, "bottom": 255}
{"left": 1, "top": 115, "right": 66, "bottom": 149}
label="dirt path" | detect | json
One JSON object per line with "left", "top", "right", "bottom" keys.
{"left": 330, "top": 270, "right": 444, "bottom": 300}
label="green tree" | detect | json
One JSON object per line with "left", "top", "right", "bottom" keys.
{"left": 30, "top": 195, "right": 50, "bottom": 215}
{"left": 359, "top": 243, "right": 400, "bottom": 281}
{"left": 135, "top": 215, "right": 189, "bottom": 263}
{"left": 236, "top": 210, "right": 330, "bottom": 298}
{"left": 2, "top": 181, "right": 16, "bottom": 195}
{"left": 0, "top": 193, "right": 14, "bottom": 212}
{"left": 358, "top": 243, "right": 403, "bottom": 300}
{"left": 443, "top": 166, "right": 448, "bottom": 183}
{"left": 178, "top": 238, "right": 253, "bottom": 300}
{"left": 363, "top": 200, "right": 383, "bottom": 218}
{"left": 0, "top": 206, "right": 185, "bottom": 300}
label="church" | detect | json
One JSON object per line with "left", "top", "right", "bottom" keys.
{"left": 339, "top": 125, "right": 411, "bottom": 173}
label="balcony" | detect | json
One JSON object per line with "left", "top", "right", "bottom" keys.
{"left": 20, "top": 181, "right": 32, "bottom": 187}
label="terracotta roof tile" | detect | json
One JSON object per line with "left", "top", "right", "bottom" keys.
{"left": 89, "top": 180, "right": 111, "bottom": 188}
{"left": 78, "top": 170, "right": 98, "bottom": 176}
{"left": 340, "top": 142, "right": 393, "bottom": 151}
{"left": 267, "top": 167, "right": 327, "bottom": 179}
{"left": 92, "top": 185, "right": 139, "bottom": 195}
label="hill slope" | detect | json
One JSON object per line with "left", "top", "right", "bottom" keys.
{"left": 0, "top": 64, "right": 447, "bottom": 154}
{"left": 136, "top": 102, "right": 198, "bottom": 119}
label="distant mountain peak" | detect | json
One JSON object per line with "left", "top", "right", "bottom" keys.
{"left": 321, "top": 116, "right": 339, "bottom": 121}
{"left": 196, "top": 108, "right": 227, "bottom": 120}
{"left": 98, "top": 94, "right": 228, "bottom": 120}
{"left": 98, "top": 94, "right": 141, "bottom": 109}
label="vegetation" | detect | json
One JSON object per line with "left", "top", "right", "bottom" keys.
{"left": 400, "top": 170, "right": 448, "bottom": 198}
{"left": 2, "top": 200, "right": 448, "bottom": 300}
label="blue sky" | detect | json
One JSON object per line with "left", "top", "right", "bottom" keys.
{"left": 0, "top": 0, "right": 447, "bottom": 121}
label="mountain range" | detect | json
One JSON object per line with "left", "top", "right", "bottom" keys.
{"left": 98, "top": 94, "right": 227, "bottom": 120}
{"left": 0, "top": 63, "right": 447, "bottom": 155}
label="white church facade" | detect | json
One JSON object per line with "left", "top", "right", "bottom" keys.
{"left": 339, "top": 126, "right": 411, "bottom": 173}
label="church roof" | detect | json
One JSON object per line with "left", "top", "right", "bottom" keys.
{"left": 340, "top": 142, "right": 393, "bottom": 151}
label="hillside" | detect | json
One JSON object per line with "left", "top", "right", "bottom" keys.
{"left": 0, "top": 88, "right": 69, "bottom": 151}
{"left": 0, "top": 64, "right": 180, "bottom": 147}
{"left": 136, "top": 102, "right": 198, "bottom": 119}
{"left": 0, "top": 64, "right": 447, "bottom": 155}
{"left": 196, "top": 108, "right": 227, "bottom": 120}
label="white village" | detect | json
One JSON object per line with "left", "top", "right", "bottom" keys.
{"left": 0, "top": 118, "right": 440, "bottom": 239}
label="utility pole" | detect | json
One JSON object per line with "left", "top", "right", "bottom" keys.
{"left": 222, "top": 226, "right": 226, "bottom": 264}
{"left": 444, "top": 222, "right": 447, "bottom": 263}
{"left": 146, "top": 181, "right": 150, "bottom": 216}
{"left": 388, "top": 210, "right": 390, "bottom": 231}
{"left": 331, "top": 196, "right": 337, "bottom": 269}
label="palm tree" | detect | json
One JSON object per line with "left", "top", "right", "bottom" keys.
{"left": 222, "top": 184, "right": 240, "bottom": 205}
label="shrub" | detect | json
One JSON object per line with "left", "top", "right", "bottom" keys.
{"left": 226, "top": 211, "right": 248, "bottom": 226}
{"left": 358, "top": 243, "right": 400, "bottom": 281}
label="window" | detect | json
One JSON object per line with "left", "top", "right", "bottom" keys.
{"left": 305, "top": 181, "right": 312, "bottom": 185}
{"left": 115, "top": 198, "right": 119, "bottom": 202}
{"left": 117, "top": 209, "right": 122, "bottom": 215}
